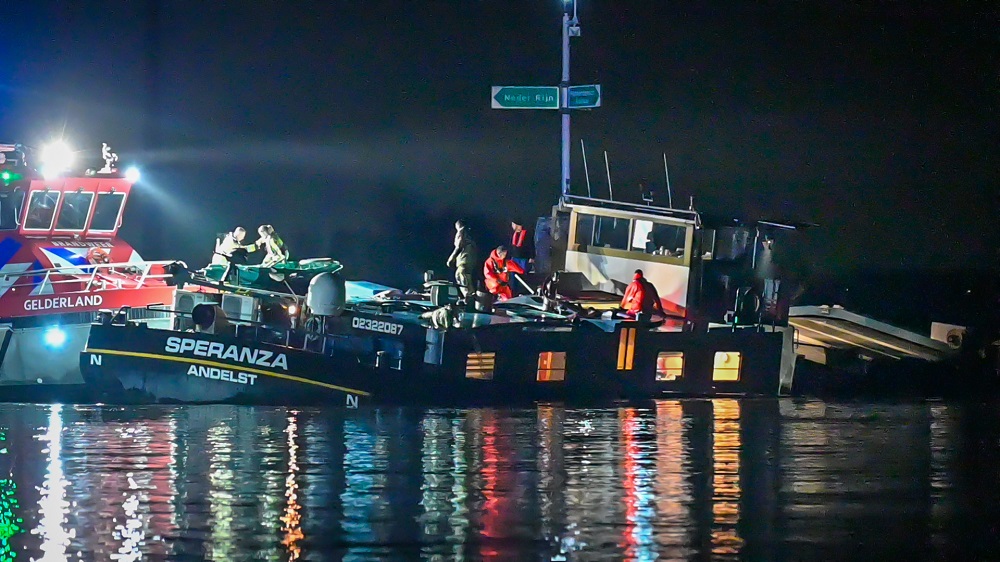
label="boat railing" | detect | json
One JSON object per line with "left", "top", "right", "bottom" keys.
{"left": 562, "top": 194, "right": 702, "bottom": 223}
{"left": 1, "top": 260, "right": 184, "bottom": 292}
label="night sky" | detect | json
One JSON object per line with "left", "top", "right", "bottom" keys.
{"left": 2, "top": 1, "right": 996, "bottom": 288}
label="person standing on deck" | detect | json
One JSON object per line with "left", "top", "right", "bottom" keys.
{"left": 446, "top": 219, "right": 477, "bottom": 299}
{"left": 509, "top": 221, "right": 533, "bottom": 273}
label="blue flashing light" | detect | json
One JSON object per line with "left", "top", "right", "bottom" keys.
{"left": 43, "top": 327, "right": 67, "bottom": 349}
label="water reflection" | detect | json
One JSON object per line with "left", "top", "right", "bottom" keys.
{"left": 0, "top": 400, "right": 995, "bottom": 560}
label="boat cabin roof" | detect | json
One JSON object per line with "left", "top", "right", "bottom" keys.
{"left": 562, "top": 195, "right": 699, "bottom": 227}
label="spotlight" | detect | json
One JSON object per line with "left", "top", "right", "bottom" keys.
{"left": 43, "top": 326, "right": 67, "bottom": 348}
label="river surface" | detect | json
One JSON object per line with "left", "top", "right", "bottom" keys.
{"left": 0, "top": 400, "right": 998, "bottom": 561}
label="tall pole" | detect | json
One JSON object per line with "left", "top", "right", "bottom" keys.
{"left": 560, "top": 11, "right": 571, "bottom": 200}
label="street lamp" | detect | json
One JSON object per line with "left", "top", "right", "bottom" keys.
{"left": 560, "top": 0, "right": 580, "bottom": 199}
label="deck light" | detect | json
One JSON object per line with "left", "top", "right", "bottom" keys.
{"left": 124, "top": 166, "right": 141, "bottom": 183}
{"left": 43, "top": 326, "right": 67, "bottom": 348}
{"left": 40, "top": 141, "right": 74, "bottom": 179}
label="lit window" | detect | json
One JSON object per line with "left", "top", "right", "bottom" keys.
{"left": 537, "top": 351, "right": 566, "bottom": 382}
{"left": 656, "top": 351, "right": 684, "bottom": 381}
{"left": 466, "top": 352, "right": 495, "bottom": 380}
{"left": 713, "top": 352, "right": 742, "bottom": 381}
{"left": 617, "top": 328, "right": 636, "bottom": 370}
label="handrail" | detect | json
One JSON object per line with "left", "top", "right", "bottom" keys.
{"left": 563, "top": 194, "right": 701, "bottom": 222}
{"left": 1, "top": 260, "right": 185, "bottom": 292}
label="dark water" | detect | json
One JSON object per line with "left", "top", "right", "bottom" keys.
{"left": 1, "top": 400, "right": 998, "bottom": 561}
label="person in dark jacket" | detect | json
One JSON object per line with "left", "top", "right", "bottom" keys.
{"left": 509, "top": 221, "right": 533, "bottom": 273}
{"left": 446, "top": 219, "right": 477, "bottom": 298}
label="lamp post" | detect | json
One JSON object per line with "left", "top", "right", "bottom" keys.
{"left": 560, "top": 0, "right": 580, "bottom": 200}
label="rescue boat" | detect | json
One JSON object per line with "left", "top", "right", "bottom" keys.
{"left": 0, "top": 142, "right": 177, "bottom": 399}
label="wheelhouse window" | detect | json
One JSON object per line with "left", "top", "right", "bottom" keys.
{"left": 24, "top": 191, "right": 60, "bottom": 230}
{"left": 712, "top": 352, "right": 742, "bottom": 381}
{"left": 631, "top": 220, "right": 687, "bottom": 257}
{"left": 574, "top": 212, "right": 630, "bottom": 250}
{"left": 537, "top": 351, "right": 566, "bottom": 382}
{"left": 89, "top": 192, "right": 125, "bottom": 232}
{"left": 655, "top": 351, "right": 684, "bottom": 381}
{"left": 55, "top": 192, "right": 94, "bottom": 231}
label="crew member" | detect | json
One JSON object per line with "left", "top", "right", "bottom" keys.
{"left": 256, "top": 224, "right": 290, "bottom": 268}
{"left": 212, "top": 227, "right": 250, "bottom": 265}
{"left": 509, "top": 221, "right": 533, "bottom": 273}
{"left": 446, "top": 219, "right": 477, "bottom": 298}
{"left": 620, "top": 269, "right": 663, "bottom": 318}
{"left": 483, "top": 245, "right": 524, "bottom": 301}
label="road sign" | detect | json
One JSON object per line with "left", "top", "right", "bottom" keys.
{"left": 491, "top": 86, "right": 560, "bottom": 109}
{"left": 567, "top": 84, "right": 601, "bottom": 109}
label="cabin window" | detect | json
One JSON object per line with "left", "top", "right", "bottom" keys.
{"left": 712, "top": 352, "right": 742, "bottom": 381}
{"left": 24, "top": 191, "right": 60, "bottom": 230}
{"left": 655, "top": 351, "right": 684, "bottom": 381}
{"left": 631, "top": 220, "right": 687, "bottom": 257}
{"left": 537, "top": 351, "right": 566, "bottom": 382}
{"left": 89, "top": 192, "right": 126, "bottom": 232}
{"left": 573, "top": 213, "right": 596, "bottom": 246}
{"left": 593, "top": 215, "right": 630, "bottom": 250}
{"left": 617, "top": 328, "right": 637, "bottom": 370}
{"left": 55, "top": 192, "right": 94, "bottom": 231}
{"left": 465, "top": 352, "right": 495, "bottom": 380}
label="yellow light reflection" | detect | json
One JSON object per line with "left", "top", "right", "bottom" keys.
{"left": 654, "top": 400, "right": 692, "bottom": 558}
{"left": 32, "top": 404, "right": 72, "bottom": 561}
{"left": 281, "top": 412, "right": 303, "bottom": 560}
{"left": 711, "top": 399, "right": 744, "bottom": 556}
{"left": 207, "top": 423, "right": 235, "bottom": 561}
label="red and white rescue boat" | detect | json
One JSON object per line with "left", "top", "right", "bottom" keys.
{"left": 0, "top": 143, "right": 178, "bottom": 396}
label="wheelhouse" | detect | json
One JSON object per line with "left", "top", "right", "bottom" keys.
{"left": 562, "top": 195, "right": 701, "bottom": 315}
{"left": 5, "top": 177, "right": 131, "bottom": 239}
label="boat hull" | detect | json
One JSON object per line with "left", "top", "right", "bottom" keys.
{"left": 81, "top": 324, "right": 373, "bottom": 406}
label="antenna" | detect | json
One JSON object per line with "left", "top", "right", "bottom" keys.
{"left": 663, "top": 153, "right": 673, "bottom": 209}
{"left": 580, "top": 139, "right": 592, "bottom": 198}
{"left": 604, "top": 150, "right": 614, "bottom": 201}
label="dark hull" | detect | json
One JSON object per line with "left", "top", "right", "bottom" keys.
{"left": 80, "top": 313, "right": 795, "bottom": 406}
{"left": 81, "top": 324, "right": 373, "bottom": 407}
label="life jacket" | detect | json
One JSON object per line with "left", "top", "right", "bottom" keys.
{"left": 510, "top": 228, "right": 529, "bottom": 259}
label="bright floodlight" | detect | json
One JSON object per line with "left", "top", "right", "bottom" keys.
{"left": 124, "top": 166, "right": 141, "bottom": 183}
{"left": 43, "top": 326, "right": 67, "bottom": 348}
{"left": 40, "top": 141, "right": 75, "bottom": 173}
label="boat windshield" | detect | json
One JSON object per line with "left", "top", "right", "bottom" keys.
{"left": 24, "top": 191, "right": 60, "bottom": 230}
{"left": 55, "top": 192, "right": 94, "bottom": 231}
{"left": 89, "top": 192, "right": 125, "bottom": 232}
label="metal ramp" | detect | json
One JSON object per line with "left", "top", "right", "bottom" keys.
{"left": 789, "top": 305, "right": 959, "bottom": 365}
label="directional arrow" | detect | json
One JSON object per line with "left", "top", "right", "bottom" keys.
{"left": 491, "top": 86, "right": 560, "bottom": 109}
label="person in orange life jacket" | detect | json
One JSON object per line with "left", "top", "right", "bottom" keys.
{"left": 509, "top": 221, "right": 533, "bottom": 273}
{"left": 620, "top": 269, "right": 663, "bottom": 318}
{"left": 483, "top": 245, "right": 524, "bottom": 301}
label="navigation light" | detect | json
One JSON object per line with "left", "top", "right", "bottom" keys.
{"left": 43, "top": 326, "right": 67, "bottom": 348}
{"left": 124, "top": 166, "right": 141, "bottom": 183}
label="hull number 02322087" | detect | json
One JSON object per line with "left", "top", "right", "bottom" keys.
{"left": 352, "top": 317, "right": 404, "bottom": 335}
